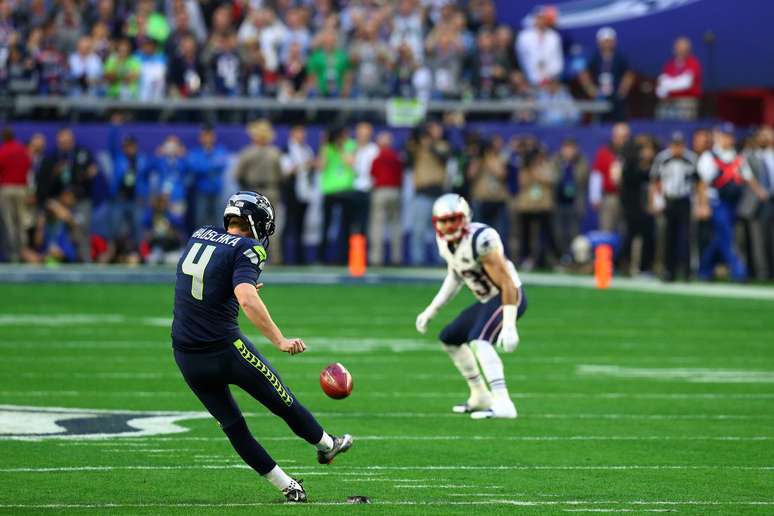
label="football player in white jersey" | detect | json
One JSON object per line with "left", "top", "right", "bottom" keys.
{"left": 415, "top": 194, "right": 527, "bottom": 419}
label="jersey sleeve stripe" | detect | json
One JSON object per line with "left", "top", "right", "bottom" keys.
{"left": 243, "top": 249, "right": 259, "bottom": 265}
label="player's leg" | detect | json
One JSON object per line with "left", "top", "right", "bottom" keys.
{"left": 468, "top": 290, "right": 528, "bottom": 419}
{"left": 439, "top": 303, "right": 492, "bottom": 413}
{"left": 228, "top": 338, "right": 352, "bottom": 465}
{"left": 173, "top": 349, "right": 305, "bottom": 501}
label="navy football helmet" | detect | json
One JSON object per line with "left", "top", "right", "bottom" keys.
{"left": 223, "top": 191, "right": 276, "bottom": 241}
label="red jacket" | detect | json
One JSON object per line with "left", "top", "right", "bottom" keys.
{"left": 592, "top": 145, "right": 619, "bottom": 194}
{"left": 371, "top": 147, "right": 403, "bottom": 188}
{"left": 661, "top": 55, "right": 702, "bottom": 98}
{"left": 0, "top": 140, "right": 32, "bottom": 187}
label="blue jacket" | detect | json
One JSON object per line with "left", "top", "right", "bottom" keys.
{"left": 108, "top": 125, "right": 151, "bottom": 200}
{"left": 186, "top": 145, "right": 230, "bottom": 195}
{"left": 149, "top": 155, "right": 188, "bottom": 203}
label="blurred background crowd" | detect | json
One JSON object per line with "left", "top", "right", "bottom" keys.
{"left": 0, "top": 0, "right": 703, "bottom": 122}
{"left": 0, "top": 0, "right": 773, "bottom": 283}
{"left": 1, "top": 117, "right": 773, "bottom": 283}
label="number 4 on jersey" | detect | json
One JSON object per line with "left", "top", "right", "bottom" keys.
{"left": 182, "top": 243, "right": 216, "bottom": 300}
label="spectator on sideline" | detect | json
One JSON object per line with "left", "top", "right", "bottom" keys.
{"left": 620, "top": 135, "right": 657, "bottom": 276}
{"left": 468, "top": 138, "right": 508, "bottom": 234}
{"left": 234, "top": 120, "right": 283, "bottom": 262}
{"left": 752, "top": 127, "right": 774, "bottom": 278}
{"left": 348, "top": 124, "right": 377, "bottom": 241}
{"left": 0, "top": 128, "right": 33, "bottom": 262}
{"left": 516, "top": 7, "right": 563, "bottom": 87}
{"left": 104, "top": 38, "right": 141, "bottom": 99}
{"left": 579, "top": 27, "right": 635, "bottom": 122}
{"left": 317, "top": 125, "right": 357, "bottom": 264}
{"left": 408, "top": 121, "right": 449, "bottom": 265}
{"left": 551, "top": 137, "right": 589, "bottom": 264}
{"left": 650, "top": 132, "right": 699, "bottom": 281}
{"left": 143, "top": 194, "right": 185, "bottom": 264}
{"left": 151, "top": 135, "right": 187, "bottom": 219}
{"left": 656, "top": 37, "right": 702, "bottom": 120}
{"left": 187, "top": 125, "right": 229, "bottom": 228}
{"left": 697, "top": 124, "right": 767, "bottom": 281}
{"left": 369, "top": 131, "right": 403, "bottom": 266}
{"left": 590, "top": 122, "right": 631, "bottom": 233}
{"left": 280, "top": 124, "right": 315, "bottom": 264}
{"left": 37, "top": 128, "right": 98, "bottom": 262}
{"left": 740, "top": 133, "right": 769, "bottom": 279}
{"left": 516, "top": 147, "right": 559, "bottom": 269}
{"left": 107, "top": 118, "right": 150, "bottom": 261}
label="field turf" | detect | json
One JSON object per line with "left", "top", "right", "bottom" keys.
{"left": 0, "top": 281, "right": 773, "bottom": 514}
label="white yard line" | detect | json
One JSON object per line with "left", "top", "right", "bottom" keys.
{"left": 578, "top": 365, "right": 774, "bottom": 384}
{"left": 0, "top": 500, "right": 773, "bottom": 509}
{"left": 8, "top": 434, "right": 772, "bottom": 443}
{"left": 5, "top": 390, "right": 774, "bottom": 400}
{"left": 2, "top": 464, "right": 772, "bottom": 473}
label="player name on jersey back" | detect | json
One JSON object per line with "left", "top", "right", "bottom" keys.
{"left": 191, "top": 227, "right": 242, "bottom": 247}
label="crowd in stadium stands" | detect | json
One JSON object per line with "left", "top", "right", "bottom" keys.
{"left": 0, "top": 0, "right": 766, "bottom": 281}
{"left": 0, "top": 1, "right": 702, "bottom": 121}
{"left": 1, "top": 118, "right": 774, "bottom": 282}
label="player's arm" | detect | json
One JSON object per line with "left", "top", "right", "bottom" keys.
{"left": 482, "top": 249, "right": 521, "bottom": 353}
{"left": 415, "top": 267, "right": 463, "bottom": 334}
{"left": 234, "top": 283, "right": 306, "bottom": 355}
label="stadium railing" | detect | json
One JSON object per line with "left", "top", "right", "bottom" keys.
{"left": 9, "top": 95, "right": 611, "bottom": 121}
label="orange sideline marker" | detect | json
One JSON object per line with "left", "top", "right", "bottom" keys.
{"left": 349, "top": 234, "right": 367, "bottom": 277}
{"left": 594, "top": 244, "right": 613, "bottom": 289}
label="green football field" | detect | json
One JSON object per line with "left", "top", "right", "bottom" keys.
{"left": 1, "top": 280, "right": 773, "bottom": 514}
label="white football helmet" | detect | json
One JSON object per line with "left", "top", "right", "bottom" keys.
{"left": 432, "top": 194, "right": 471, "bottom": 242}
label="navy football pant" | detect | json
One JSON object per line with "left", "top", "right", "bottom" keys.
{"left": 440, "top": 288, "right": 528, "bottom": 346}
{"left": 174, "top": 336, "right": 324, "bottom": 475}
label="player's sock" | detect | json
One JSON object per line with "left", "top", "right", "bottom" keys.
{"left": 221, "top": 417, "right": 276, "bottom": 475}
{"left": 263, "top": 464, "right": 293, "bottom": 491}
{"left": 443, "top": 344, "right": 487, "bottom": 395}
{"left": 315, "top": 431, "right": 334, "bottom": 452}
{"left": 470, "top": 339, "right": 510, "bottom": 400}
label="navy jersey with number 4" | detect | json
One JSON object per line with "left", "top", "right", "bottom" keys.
{"left": 172, "top": 225, "right": 267, "bottom": 351}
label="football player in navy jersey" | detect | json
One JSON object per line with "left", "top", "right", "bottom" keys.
{"left": 171, "top": 191, "right": 352, "bottom": 503}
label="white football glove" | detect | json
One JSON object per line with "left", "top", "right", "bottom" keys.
{"left": 415, "top": 307, "right": 437, "bottom": 334}
{"left": 496, "top": 304, "right": 519, "bottom": 352}
{"left": 496, "top": 324, "right": 519, "bottom": 352}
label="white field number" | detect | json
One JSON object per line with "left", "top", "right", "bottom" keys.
{"left": 181, "top": 243, "right": 216, "bottom": 300}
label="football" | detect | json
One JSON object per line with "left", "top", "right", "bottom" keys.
{"left": 320, "top": 363, "right": 353, "bottom": 399}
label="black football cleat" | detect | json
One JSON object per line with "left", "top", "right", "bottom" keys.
{"left": 317, "top": 434, "right": 353, "bottom": 464}
{"left": 282, "top": 479, "right": 306, "bottom": 503}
